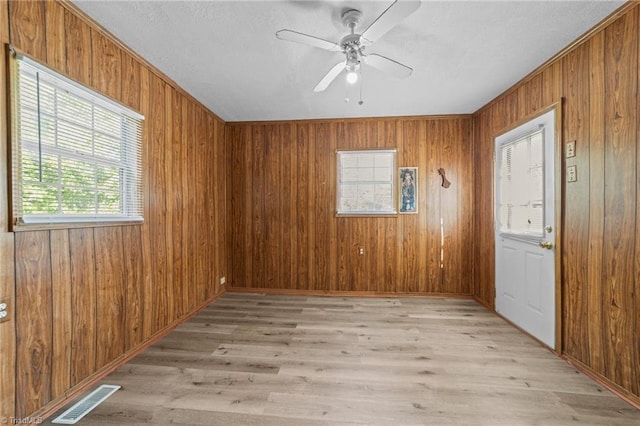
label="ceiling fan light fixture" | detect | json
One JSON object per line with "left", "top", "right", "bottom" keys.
{"left": 346, "top": 69, "right": 358, "bottom": 84}
{"left": 345, "top": 58, "right": 360, "bottom": 85}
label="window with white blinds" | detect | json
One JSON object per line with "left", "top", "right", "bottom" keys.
{"left": 497, "top": 129, "right": 544, "bottom": 236}
{"left": 337, "top": 149, "right": 396, "bottom": 215}
{"left": 10, "top": 53, "right": 144, "bottom": 226}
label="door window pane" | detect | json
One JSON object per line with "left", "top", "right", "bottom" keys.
{"left": 498, "top": 130, "right": 544, "bottom": 236}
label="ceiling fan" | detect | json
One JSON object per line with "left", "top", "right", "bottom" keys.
{"left": 276, "top": 0, "right": 421, "bottom": 93}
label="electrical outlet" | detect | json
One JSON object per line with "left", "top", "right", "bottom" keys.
{"left": 220, "top": 276, "right": 226, "bottom": 286}
{"left": 567, "top": 165, "right": 577, "bottom": 182}
{"left": 0, "top": 298, "right": 10, "bottom": 323}
{"left": 358, "top": 247, "right": 365, "bottom": 255}
{"left": 566, "top": 140, "right": 576, "bottom": 158}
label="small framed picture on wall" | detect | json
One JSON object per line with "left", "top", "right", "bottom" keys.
{"left": 398, "top": 167, "right": 418, "bottom": 214}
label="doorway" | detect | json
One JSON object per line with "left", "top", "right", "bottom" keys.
{"left": 494, "top": 107, "right": 558, "bottom": 349}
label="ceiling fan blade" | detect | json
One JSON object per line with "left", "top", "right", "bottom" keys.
{"left": 360, "top": 0, "right": 421, "bottom": 45}
{"left": 364, "top": 53, "right": 413, "bottom": 79}
{"left": 276, "top": 29, "right": 341, "bottom": 51}
{"left": 313, "top": 61, "right": 346, "bottom": 92}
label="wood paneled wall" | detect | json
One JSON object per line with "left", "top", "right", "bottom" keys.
{"left": 1, "top": 0, "right": 227, "bottom": 419}
{"left": 226, "top": 117, "right": 474, "bottom": 294}
{"left": 0, "top": 0, "right": 15, "bottom": 419}
{"left": 473, "top": 3, "right": 640, "bottom": 405}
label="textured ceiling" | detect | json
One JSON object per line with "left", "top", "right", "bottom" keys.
{"left": 72, "top": 0, "right": 624, "bottom": 122}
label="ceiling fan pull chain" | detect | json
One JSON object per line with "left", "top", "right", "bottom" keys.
{"left": 358, "top": 65, "right": 364, "bottom": 105}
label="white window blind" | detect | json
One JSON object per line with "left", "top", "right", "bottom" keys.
{"left": 498, "top": 129, "right": 544, "bottom": 236}
{"left": 337, "top": 149, "right": 396, "bottom": 215}
{"left": 10, "top": 53, "right": 144, "bottom": 226}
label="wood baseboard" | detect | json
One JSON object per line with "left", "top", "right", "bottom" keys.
{"left": 36, "top": 289, "right": 226, "bottom": 421}
{"left": 472, "top": 295, "right": 493, "bottom": 310}
{"left": 227, "top": 286, "right": 474, "bottom": 299}
{"left": 563, "top": 355, "right": 640, "bottom": 410}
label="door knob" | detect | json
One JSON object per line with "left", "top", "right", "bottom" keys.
{"left": 539, "top": 241, "right": 553, "bottom": 249}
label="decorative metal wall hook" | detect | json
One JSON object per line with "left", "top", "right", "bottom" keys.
{"left": 437, "top": 168, "right": 451, "bottom": 188}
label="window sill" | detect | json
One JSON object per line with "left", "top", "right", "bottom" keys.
{"left": 11, "top": 219, "right": 144, "bottom": 232}
{"left": 336, "top": 213, "right": 398, "bottom": 218}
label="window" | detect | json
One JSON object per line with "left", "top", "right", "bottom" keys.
{"left": 10, "top": 52, "right": 144, "bottom": 227}
{"left": 337, "top": 149, "right": 396, "bottom": 215}
{"left": 497, "top": 129, "right": 544, "bottom": 236}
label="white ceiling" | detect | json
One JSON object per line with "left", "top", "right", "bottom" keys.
{"left": 72, "top": 0, "right": 624, "bottom": 122}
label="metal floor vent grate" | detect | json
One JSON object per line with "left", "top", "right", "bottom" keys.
{"left": 51, "top": 384, "right": 121, "bottom": 424}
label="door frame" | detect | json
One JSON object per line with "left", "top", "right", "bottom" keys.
{"left": 492, "top": 102, "right": 563, "bottom": 353}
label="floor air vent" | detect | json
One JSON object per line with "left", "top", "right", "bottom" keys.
{"left": 51, "top": 384, "right": 121, "bottom": 424}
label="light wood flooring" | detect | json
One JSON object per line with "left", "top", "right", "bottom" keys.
{"left": 45, "top": 293, "right": 640, "bottom": 425}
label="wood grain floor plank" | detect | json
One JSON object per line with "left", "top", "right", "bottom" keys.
{"left": 43, "top": 294, "right": 640, "bottom": 425}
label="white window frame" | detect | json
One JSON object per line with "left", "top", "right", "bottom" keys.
{"left": 336, "top": 149, "right": 397, "bottom": 216}
{"left": 496, "top": 128, "right": 545, "bottom": 240}
{"left": 9, "top": 51, "right": 144, "bottom": 228}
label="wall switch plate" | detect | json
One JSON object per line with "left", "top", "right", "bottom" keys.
{"left": 566, "top": 140, "right": 576, "bottom": 158}
{"left": 0, "top": 298, "right": 10, "bottom": 323}
{"left": 567, "top": 165, "right": 577, "bottom": 182}
{"left": 220, "top": 276, "right": 226, "bottom": 286}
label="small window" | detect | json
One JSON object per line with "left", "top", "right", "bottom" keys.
{"left": 337, "top": 149, "right": 396, "bottom": 215}
{"left": 9, "top": 51, "right": 144, "bottom": 227}
{"left": 497, "top": 129, "right": 544, "bottom": 236}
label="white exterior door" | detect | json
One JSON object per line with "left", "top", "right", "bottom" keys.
{"left": 494, "top": 108, "right": 557, "bottom": 349}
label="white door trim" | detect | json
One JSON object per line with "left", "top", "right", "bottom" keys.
{"left": 493, "top": 103, "right": 562, "bottom": 352}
